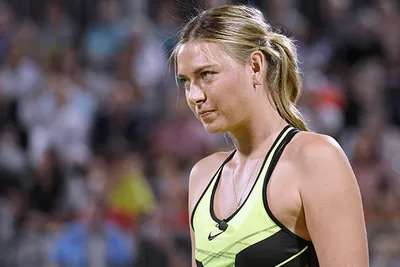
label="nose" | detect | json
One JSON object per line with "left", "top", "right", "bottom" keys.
{"left": 187, "top": 82, "right": 206, "bottom": 105}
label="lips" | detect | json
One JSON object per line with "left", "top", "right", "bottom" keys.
{"left": 198, "top": 110, "right": 215, "bottom": 118}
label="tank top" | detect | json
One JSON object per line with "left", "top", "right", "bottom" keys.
{"left": 191, "top": 126, "right": 319, "bottom": 267}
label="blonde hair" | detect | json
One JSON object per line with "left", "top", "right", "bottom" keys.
{"left": 171, "top": 4, "right": 308, "bottom": 131}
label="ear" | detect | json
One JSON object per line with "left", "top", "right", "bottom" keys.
{"left": 249, "top": 51, "right": 265, "bottom": 86}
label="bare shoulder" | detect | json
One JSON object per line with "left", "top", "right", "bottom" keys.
{"left": 188, "top": 151, "right": 233, "bottom": 212}
{"left": 286, "top": 131, "right": 349, "bottom": 172}
{"left": 288, "top": 131, "right": 342, "bottom": 156}
{"left": 285, "top": 130, "right": 358, "bottom": 190}
{"left": 189, "top": 151, "right": 233, "bottom": 185}
{"left": 287, "top": 130, "right": 360, "bottom": 202}
{"left": 286, "top": 133, "right": 368, "bottom": 266}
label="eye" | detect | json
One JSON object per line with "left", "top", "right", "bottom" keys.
{"left": 178, "top": 78, "right": 190, "bottom": 90}
{"left": 200, "top": 71, "right": 215, "bottom": 81}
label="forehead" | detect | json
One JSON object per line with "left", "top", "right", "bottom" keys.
{"left": 176, "top": 41, "right": 235, "bottom": 76}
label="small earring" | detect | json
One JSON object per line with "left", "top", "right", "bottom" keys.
{"left": 252, "top": 74, "right": 261, "bottom": 86}
{"left": 253, "top": 81, "right": 261, "bottom": 90}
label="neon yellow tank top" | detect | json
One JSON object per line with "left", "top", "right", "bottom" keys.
{"left": 191, "top": 126, "right": 319, "bottom": 267}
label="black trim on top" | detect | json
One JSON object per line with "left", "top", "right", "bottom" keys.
{"left": 210, "top": 125, "right": 292, "bottom": 225}
{"left": 235, "top": 229, "right": 310, "bottom": 267}
{"left": 190, "top": 150, "right": 236, "bottom": 231}
{"left": 262, "top": 128, "right": 310, "bottom": 242}
{"left": 195, "top": 260, "right": 204, "bottom": 267}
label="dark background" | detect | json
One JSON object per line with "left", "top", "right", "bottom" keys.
{"left": 0, "top": 0, "right": 399, "bottom": 266}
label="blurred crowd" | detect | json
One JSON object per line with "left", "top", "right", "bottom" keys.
{"left": 0, "top": 0, "right": 398, "bottom": 266}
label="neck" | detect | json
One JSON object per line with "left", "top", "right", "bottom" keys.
{"left": 229, "top": 102, "right": 287, "bottom": 159}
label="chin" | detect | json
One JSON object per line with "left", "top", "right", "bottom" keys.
{"left": 202, "top": 121, "right": 228, "bottom": 134}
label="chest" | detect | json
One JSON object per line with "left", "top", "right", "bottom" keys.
{"left": 213, "top": 158, "right": 309, "bottom": 241}
{"left": 193, "top": 168, "right": 312, "bottom": 267}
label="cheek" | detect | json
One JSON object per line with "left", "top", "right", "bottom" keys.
{"left": 218, "top": 87, "right": 248, "bottom": 122}
{"left": 221, "top": 100, "right": 237, "bottom": 120}
{"left": 215, "top": 81, "right": 241, "bottom": 107}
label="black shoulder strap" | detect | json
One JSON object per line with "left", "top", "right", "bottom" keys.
{"left": 190, "top": 150, "right": 236, "bottom": 231}
{"left": 262, "top": 127, "right": 302, "bottom": 239}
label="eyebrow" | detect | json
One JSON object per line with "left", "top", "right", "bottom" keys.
{"left": 177, "top": 64, "right": 217, "bottom": 79}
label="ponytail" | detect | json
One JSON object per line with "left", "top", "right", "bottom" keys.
{"left": 261, "top": 33, "right": 308, "bottom": 131}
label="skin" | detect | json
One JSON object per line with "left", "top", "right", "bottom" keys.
{"left": 177, "top": 41, "right": 369, "bottom": 267}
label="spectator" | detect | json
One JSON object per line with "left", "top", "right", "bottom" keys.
{"left": 28, "top": 148, "right": 68, "bottom": 224}
{"left": 38, "top": 3, "right": 75, "bottom": 56}
{"left": 49, "top": 194, "right": 135, "bottom": 267}
{"left": 0, "top": 0, "right": 397, "bottom": 266}
{"left": 82, "top": 0, "right": 129, "bottom": 70}
{"left": 105, "top": 146, "right": 156, "bottom": 232}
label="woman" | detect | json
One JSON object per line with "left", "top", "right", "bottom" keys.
{"left": 172, "top": 4, "right": 369, "bottom": 267}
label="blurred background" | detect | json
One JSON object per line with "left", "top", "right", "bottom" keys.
{"left": 0, "top": 0, "right": 398, "bottom": 266}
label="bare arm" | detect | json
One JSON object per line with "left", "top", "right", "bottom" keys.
{"left": 188, "top": 159, "right": 201, "bottom": 267}
{"left": 190, "top": 227, "right": 196, "bottom": 267}
{"left": 187, "top": 152, "right": 230, "bottom": 267}
{"left": 298, "top": 135, "right": 369, "bottom": 266}
{"left": 189, "top": 166, "right": 196, "bottom": 267}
